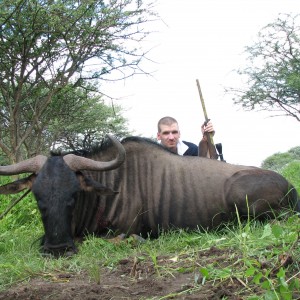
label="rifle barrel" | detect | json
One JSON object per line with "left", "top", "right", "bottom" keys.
{"left": 196, "top": 79, "right": 209, "bottom": 122}
{"left": 196, "top": 79, "right": 218, "bottom": 160}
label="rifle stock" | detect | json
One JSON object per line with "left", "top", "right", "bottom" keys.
{"left": 196, "top": 79, "right": 218, "bottom": 159}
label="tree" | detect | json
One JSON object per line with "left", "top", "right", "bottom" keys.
{"left": 23, "top": 83, "right": 132, "bottom": 156}
{"left": 0, "top": 0, "right": 156, "bottom": 163}
{"left": 227, "top": 13, "right": 300, "bottom": 122}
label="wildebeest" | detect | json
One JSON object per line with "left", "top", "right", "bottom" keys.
{"left": 0, "top": 136, "right": 299, "bottom": 256}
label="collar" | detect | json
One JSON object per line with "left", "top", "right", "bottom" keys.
{"left": 177, "top": 139, "right": 188, "bottom": 155}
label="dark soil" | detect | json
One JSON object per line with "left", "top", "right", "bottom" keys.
{"left": 0, "top": 246, "right": 299, "bottom": 300}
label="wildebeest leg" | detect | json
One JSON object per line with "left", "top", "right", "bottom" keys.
{"left": 225, "top": 169, "right": 297, "bottom": 220}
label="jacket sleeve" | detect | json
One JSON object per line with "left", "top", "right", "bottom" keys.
{"left": 182, "top": 141, "right": 198, "bottom": 156}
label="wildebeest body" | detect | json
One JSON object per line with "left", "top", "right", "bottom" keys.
{"left": 73, "top": 137, "right": 298, "bottom": 237}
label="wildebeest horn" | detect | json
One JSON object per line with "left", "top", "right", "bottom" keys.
{"left": 0, "top": 155, "right": 48, "bottom": 175}
{"left": 63, "top": 135, "right": 126, "bottom": 171}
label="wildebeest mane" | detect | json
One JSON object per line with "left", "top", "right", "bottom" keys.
{"left": 50, "top": 150, "right": 64, "bottom": 156}
{"left": 49, "top": 148, "right": 90, "bottom": 157}
{"left": 121, "top": 136, "right": 173, "bottom": 153}
{"left": 79, "top": 136, "right": 175, "bottom": 157}
{"left": 49, "top": 136, "right": 173, "bottom": 159}
{"left": 49, "top": 139, "right": 114, "bottom": 158}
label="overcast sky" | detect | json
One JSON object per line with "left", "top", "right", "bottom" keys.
{"left": 104, "top": 0, "right": 300, "bottom": 167}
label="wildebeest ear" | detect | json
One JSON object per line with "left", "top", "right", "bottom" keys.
{"left": 76, "top": 173, "right": 118, "bottom": 195}
{"left": 0, "top": 174, "right": 36, "bottom": 194}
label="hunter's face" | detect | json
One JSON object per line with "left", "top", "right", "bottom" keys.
{"left": 157, "top": 123, "right": 180, "bottom": 153}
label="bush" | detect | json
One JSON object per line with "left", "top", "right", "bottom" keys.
{"left": 0, "top": 176, "right": 41, "bottom": 231}
{"left": 281, "top": 161, "right": 300, "bottom": 193}
{"left": 261, "top": 146, "right": 300, "bottom": 172}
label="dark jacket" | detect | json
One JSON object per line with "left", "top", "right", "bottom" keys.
{"left": 182, "top": 141, "right": 198, "bottom": 156}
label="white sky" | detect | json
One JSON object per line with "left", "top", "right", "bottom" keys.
{"left": 104, "top": 0, "right": 300, "bottom": 167}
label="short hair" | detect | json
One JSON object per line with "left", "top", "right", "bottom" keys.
{"left": 157, "top": 116, "right": 178, "bottom": 132}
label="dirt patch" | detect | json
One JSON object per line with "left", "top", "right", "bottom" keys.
{"left": 0, "top": 246, "right": 298, "bottom": 300}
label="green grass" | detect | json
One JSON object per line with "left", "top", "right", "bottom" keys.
{"left": 0, "top": 168, "right": 300, "bottom": 298}
{"left": 1, "top": 211, "right": 300, "bottom": 298}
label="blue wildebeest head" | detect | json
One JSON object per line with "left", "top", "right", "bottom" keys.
{"left": 0, "top": 135, "right": 125, "bottom": 257}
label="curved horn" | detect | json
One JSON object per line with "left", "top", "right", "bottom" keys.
{"left": 63, "top": 135, "right": 126, "bottom": 171}
{"left": 0, "top": 155, "right": 48, "bottom": 175}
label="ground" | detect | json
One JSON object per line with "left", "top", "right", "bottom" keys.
{"left": 0, "top": 246, "right": 298, "bottom": 300}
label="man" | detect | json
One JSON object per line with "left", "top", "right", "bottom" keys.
{"left": 157, "top": 116, "right": 215, "bottom": 156}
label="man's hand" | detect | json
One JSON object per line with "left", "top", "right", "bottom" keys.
{"left": 201, "top": 120, "right": 215, "bottom": 135}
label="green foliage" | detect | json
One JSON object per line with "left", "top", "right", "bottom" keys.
{"left": 239, "top": 215, "right": 300, "bottom": 300}
{"left": 35, "top": 83, "right": 132, "bottom": 153}
{"left": 228, "top": 13, "right": 300, "bottom": 122}
{"left": 0, "top": 177, "right": 41, "bottom": 231}
{"left": 281, "top": 161, "right": 300, "bottom": 192}
{"left": 261, "top": 146, "right": 300, "bottom": 171}
{"left": 1, "top": 207, "right": 300, "bottom": 298}
{"left": 0, "top": 150, "right": 9, "bottom": 165}
{"left": 0, "top": 0, "right": 157, "bottom": 162}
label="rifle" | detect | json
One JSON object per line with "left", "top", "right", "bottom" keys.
{"left": 215, "top": 143, "right": 225, "bottom": 162}
{"left": 196, "top": 79, "right": 225, "bottom": 161}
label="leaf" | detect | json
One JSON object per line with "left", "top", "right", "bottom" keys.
{"left": 276, "top": 267, "right": 285, "bottom": 278}
{"left": 261, "top": 279, "right": 271, "bottom": 289}
{"left": 279, "top": 285, "right": 292, "bottom": 300}
{"left": 263, "top": 290, "right": 278, "bottom": 300}
{"left": 272, "top": 224, "right": 283, "bottom": 238}
{"left": 199, "top": 267, "right": 209, "bottom": 279}
{"left": 253, "top": 272, "right": 263, "bottom": 284}
{"left": 260, "top": 224, "right": 272, "bottom": 239}
{"left": 245, "top": 266, "right": 256, "bottom": 276}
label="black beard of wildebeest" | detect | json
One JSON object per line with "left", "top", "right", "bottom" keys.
{"left": 0, "top": 136, "right": 299, "bottom": 257}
